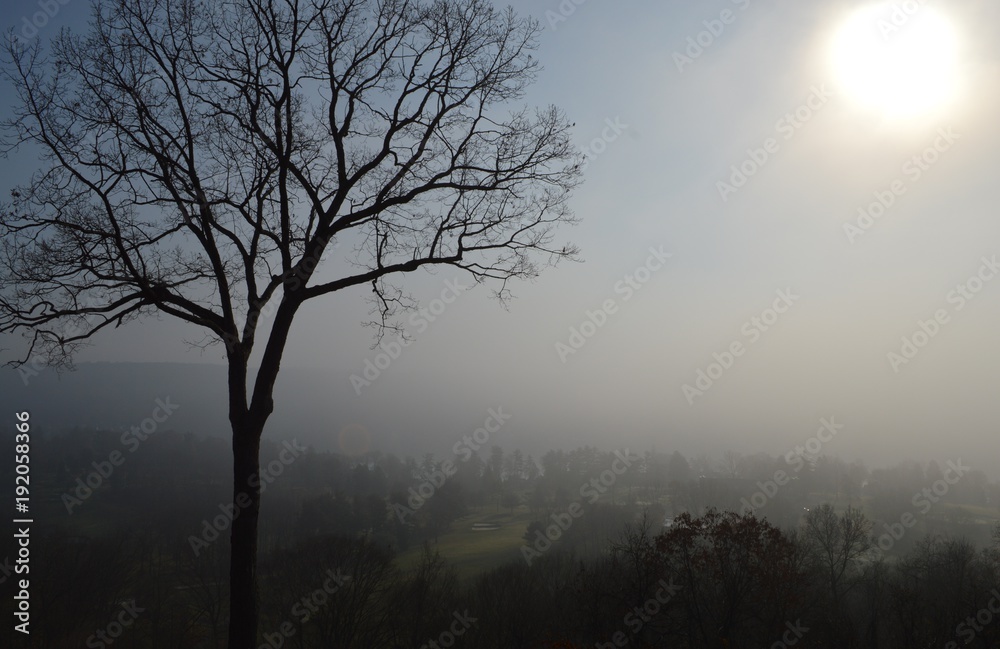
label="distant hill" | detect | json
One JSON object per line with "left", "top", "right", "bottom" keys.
{"left": 0, "top": 362, "right": 357, "bottom": 449}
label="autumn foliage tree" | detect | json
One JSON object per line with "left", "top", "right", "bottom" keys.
{"left": 0, "top": 0, "right": 580, "bottom": 646}
{"left": 651, "top": 510, "right": 811, "bottom": 649}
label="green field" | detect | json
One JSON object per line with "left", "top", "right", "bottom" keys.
{"left": 942, "top": 502, "right": 1000, "bottom": 524}
{"left": 397, "top": 506, "right": 536, "bottom": 579}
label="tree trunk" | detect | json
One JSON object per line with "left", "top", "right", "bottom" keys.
{"left": 224, "top": 344, "right": 266, "bottom": 649}
{"left": 224, "top": 300, "right": 299, "bottom": 649}
{"left": 228, "top": 412, "right": 263, "bottom": 649}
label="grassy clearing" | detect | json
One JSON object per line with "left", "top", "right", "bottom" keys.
{"left": 397, "top": 506, "right": 535, "bottom": 579}
{"left": 939, "top": 502, "right": 1000, "bottom": 524}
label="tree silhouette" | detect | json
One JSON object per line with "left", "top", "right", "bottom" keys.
{"left": 654, "top": 509, "right": 808, "bottom": 648}
{"left": 803, "top": 503, "right": 872, "bottom": 640}
{"left": 0, "top": 0, "right": 580, "bottom": 646}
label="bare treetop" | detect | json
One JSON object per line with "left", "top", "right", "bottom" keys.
{"left": 1, "top": 0, "right": 580, "bottom": 367}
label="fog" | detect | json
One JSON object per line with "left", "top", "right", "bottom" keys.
{"left": 3, "top": 0, "right": 1000, "bottom": 470}
{"left": 6, "top": 1, "right": 1000, "bottom": 647}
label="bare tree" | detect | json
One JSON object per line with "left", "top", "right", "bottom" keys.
{"left": 0, "top": 0, "right": 580, "bottom": 645}
{"left": 803, "top": 504, "right": 872, "bottom": 636}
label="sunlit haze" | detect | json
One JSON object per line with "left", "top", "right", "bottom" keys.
{"left": 3, "top": 0, "right": 1000, "bottom": 470}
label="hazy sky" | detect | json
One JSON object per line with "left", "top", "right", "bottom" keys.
{"left": 3, "top": 0, "right": 1000, "bottom": 470}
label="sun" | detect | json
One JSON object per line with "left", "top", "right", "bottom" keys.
{"left": 830, "top": 3, "right": 961, "bottom": 120}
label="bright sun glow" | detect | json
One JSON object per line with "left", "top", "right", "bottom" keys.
{"left": 830, "top": 3, "right": 961, "bottom": 120}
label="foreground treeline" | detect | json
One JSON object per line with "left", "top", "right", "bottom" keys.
{"left": 7, "top": 428, "right": 1000, "bottom": 647}
{"left": 6, "top": 507, "right": 1000, "bottom": 649}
